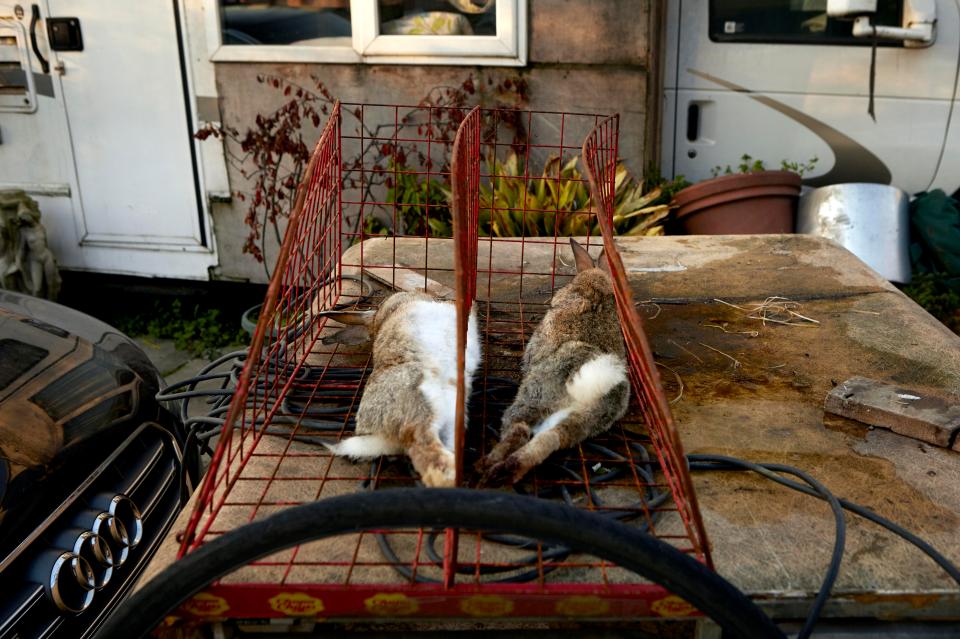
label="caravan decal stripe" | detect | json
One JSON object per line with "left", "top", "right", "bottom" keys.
{"left": 688, "top": 68, "right": 892, "bottom": 186}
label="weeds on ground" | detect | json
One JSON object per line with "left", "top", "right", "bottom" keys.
{"left": 115, "top": 299, "right": 248, "bottom": 358}
{"left": 900, "top": 272, "right": 960, "bottom": 334}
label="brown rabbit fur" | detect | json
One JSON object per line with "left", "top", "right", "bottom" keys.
{"left": 323, "top": 291, "right": 480, "bottom": 487}
{"left": 478, "top": 238, "right": 629, "bottom": 486}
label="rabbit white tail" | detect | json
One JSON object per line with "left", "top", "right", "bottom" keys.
{"left": 566, "top": 353, "right": 628, "bottom": 405}
{"left": 533, "top": 354, "right": 627, "bottom": 436}
{"left": 325, "top": 435, "right": 403, "bottom": 460}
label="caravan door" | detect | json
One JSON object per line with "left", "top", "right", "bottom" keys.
{"left": 663, "top": 1, "right": 960, "bottom": 194}
{"left": 0, "top": 1, "right": 216, "bottom": 279}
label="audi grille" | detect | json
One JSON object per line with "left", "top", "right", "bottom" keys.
{"left": 0, "top": 423, "right": 184, "bottom": 638}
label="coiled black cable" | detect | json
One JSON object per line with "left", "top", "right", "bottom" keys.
{"left": 365, "top": 443, "right": 958, "bottom": 639}
{"left": 370, "top": 407, "right": 673, "bottom": 585}
{"left": 687, "top": 454, "right": 845, "bottom": 639}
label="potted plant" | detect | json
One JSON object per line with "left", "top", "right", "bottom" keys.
{"left": 672, "top": 155, "right": 817, "bottom": 234}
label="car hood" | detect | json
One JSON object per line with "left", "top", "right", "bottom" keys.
{"left": 0, "top": 291, "right": 164, "bottom": 540}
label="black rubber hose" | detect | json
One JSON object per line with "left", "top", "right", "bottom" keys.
{"left": 689, "top": 455, "right": 960, "bottom": 588}
{"left": 92, "top": 488, "right": 784, "bottom": 639}
{"left": 687, "top": 455, "right": 845, "bottom": 639}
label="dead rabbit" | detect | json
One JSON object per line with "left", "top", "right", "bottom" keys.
{"left": 478, "top": 238, "right": 629, "bottom": 486}
{"left": 323, "top": 291, "right": 480, "bottom": 487}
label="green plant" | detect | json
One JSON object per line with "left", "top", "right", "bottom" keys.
{"left": 644, "top": 164, "right": 691, "bottom": 199}
{"left": 472, "top": 152, "right": 672, "bottom": 238}
{"left": 900, "top": 272, "right": 960, "bottom": 333}
{"left": 365, "top": 160, "right": 453, "bottom": 237}
{"left": 780, "top": 157, "right": 819, "bottom": 177}
{"left": 710, "top": 154, "right": 818, "bottom": 178}
{"left": 116, "top": 299, "right": 248, "bottom": 359}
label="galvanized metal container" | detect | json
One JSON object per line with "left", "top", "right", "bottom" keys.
{"left": 797, "top": 183, "right": 912, "bottom": 283}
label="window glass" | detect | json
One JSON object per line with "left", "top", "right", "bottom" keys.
{"left": 710, "top": 0, "right": 903, "bottom": 44}
{"left": 219, "top": 0, "right": 352, "bottom": 46}
{"left": 379, "top": 0, "right": 496, "bottom": 36}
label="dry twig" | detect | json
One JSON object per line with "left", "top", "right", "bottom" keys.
{"left": 655, "top": 362, "right": 684, "bottom": 404}
{"left": 699, "top": 342, "right": 742, "bottom": 369}
{"left": 668, "top": 338, "right": 703, "bottom": 363}
{"left": 637, "top": 299, "right": 662, "bottom": 320}
{"left": 714, "top": 296, "right": 820, "bottom": 328}
{"left": 703, "top": 322, "right": 759, "bottom": 338}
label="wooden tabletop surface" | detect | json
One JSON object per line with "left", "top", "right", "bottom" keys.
{"left": 142, "top": 234, "right": 960, "bottom": 622}
{"left": 354, "top": 233, "right": 960, "bottom": 619}
{"left": 611, "top": 234, "right": 960, "bottom": 620}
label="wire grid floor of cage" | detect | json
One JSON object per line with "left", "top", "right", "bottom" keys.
{"left": 175, "top": 103, "right": 708, "bottom": 622}
{"left": 175, "top": 238, "right": 700, "bottom": 622}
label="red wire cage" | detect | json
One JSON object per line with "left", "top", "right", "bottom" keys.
{"left": 174, "top": 102, "right": 712, "bottom": 624}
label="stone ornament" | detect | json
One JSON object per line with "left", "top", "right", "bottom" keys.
{"left": 0, "top": 190, "right": 61, "bottom": 300}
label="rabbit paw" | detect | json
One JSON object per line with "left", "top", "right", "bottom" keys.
{"left": 479, "top": 456, "right": 527, "bottom": 487}
{"left": 474, "top": 454, "right": 497, "bottom": 476}
{"left": 421, "top": 464, "right": 457, "bottom": 488}
{"left": 476, "top": 422, "right": 531, "bottom": 478}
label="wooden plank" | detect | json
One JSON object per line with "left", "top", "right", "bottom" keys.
{"left": 825, "top": 376, "right": 960, "bottom": 448}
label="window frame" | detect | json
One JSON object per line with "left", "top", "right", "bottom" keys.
{"left": 707, "top": 0, "right": 904, "bottom": 46}
{"left": 204, "top": 0, "right": 526, "bottom": 66}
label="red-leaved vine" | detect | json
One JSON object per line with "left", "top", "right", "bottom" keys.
{"left": 196, "top": 73, "right": 529, "bottom": 277}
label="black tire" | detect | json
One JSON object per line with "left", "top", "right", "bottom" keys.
{"left": 95, "top": 489, "right": 783, "bottom": 639}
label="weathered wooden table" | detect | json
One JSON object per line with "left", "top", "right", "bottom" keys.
{"left": 617, "top": 234, "right": 960, "bottom": 626}
{"left": 142, "top": 234, "right": 960, "bottom": 634}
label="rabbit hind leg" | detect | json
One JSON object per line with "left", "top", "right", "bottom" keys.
{"left": 483, "top": 382, "right": 629, "bottom": 486}
{"left": 401, "top": 417, "right": 457, "bottom": 488}
{"left": 476, "top": 397, "right": 549, "bottom": 474}
{"left": 480, "top": 417, "right": 577, "bottom": 487}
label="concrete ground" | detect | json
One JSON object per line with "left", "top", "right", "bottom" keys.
{"left": 133, "top": 336, "right": 226, "bottom": 387}
{"left": 133, "top": 335, "right": 243, "bottom": 481}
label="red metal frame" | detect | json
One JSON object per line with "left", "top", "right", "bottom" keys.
{"left": 174, "top": 102, "right": 711, "bottom": 623}
{"left": 582, "top": 115, "right": 713, "bottom": 570}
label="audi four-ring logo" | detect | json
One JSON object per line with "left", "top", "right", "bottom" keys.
{"left": 44, "top": 494, "right": 143, "bottom": 613}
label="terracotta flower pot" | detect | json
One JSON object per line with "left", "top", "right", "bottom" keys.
{"left": 672, "top": 170, "right": 802, "bottom": 234}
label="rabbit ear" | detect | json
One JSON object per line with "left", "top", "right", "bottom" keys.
{"left": 318, "top": 309, "right": 376, "bottom": 326}
{"left": 322, "top": 325, "right": 371, "bottom": 346}
{"left": 569, "top": 238, "right": 595, "bottom": 273}
{"left": 319, "top": 309, "right": 375, "bottom": 345}
{"left": 597, "top": 249, "right": 611, "bottom": 275}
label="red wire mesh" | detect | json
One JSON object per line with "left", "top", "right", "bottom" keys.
{"left": 582, "top": 116, "right": 712, "bottom": 569}
{"left": 451, "top": 105, "right": 481, "bottom": 488}
{"left": 175, "top": 102, "right": 711, "bottom": 622}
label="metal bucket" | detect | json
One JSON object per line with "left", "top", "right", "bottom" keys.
{"left": 796, "top": 183, "right": 911, "bottom": 283}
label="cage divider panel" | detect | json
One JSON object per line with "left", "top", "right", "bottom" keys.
{"left": 582, "top": 115, "right": 711, "bottom": 567}
{"left": 178, "top": 102, "right": 344, "bottom": 559}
